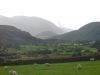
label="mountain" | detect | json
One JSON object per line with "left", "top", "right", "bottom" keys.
{"left": 0, "top": 16, "right": 71, "bottom": 39}
{"left": 36, "top": 27, "right": 73, "bottom": 39}
{"left": 36, "top": 31, "right": 58, "bottom": 39}
{"left": 55, "top": 22, "right": 100, "bottom": 41}
{"left": 0, "top": 25, "right": 41, "bottom": 48}
{"left": 60, "top": 27, "right": 73, "bottom": 33}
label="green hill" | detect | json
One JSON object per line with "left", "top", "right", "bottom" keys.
{"left": 0, "top": 25, "right": 41, "bottom": 48}
{"left": 56, "top": 22, "right": 100, "bottom": 41}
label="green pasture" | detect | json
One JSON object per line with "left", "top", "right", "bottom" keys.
{"left": 0, "top": 61, "right": 100, "bottom": 75}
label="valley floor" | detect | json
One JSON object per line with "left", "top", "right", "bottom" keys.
{"left": 0, "top": 60, "right": 100, "bottom": 75}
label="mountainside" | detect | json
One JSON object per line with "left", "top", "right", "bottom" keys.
{"left": 0, "top": 25, "right": 41, "bottom": 48}
{"left": 36, "top": 31, "right": 58, "bottom": 39}
{"left": 0, "top": 16, "right": 71, "bottom": 39}
{"left": 60, "top": 27, "right": 73, "bottom": 33}
{"left": 55, "top": 22, "right": 100, "bottom": 41}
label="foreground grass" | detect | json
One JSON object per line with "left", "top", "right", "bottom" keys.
{"left": 0, "top": 61, "right": 100, "bottom": 75}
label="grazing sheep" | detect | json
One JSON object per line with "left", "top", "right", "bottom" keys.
{"left": 90, "top": 58, "right": 95, "bottom": 61}
{"left": 9, "top": 69, "right": 18, "bottom": 75}
{"left": 34, "top": 63, "right": 38, "bottom": 66}
{"left": 4, "top": 66, "right": 8, "bottom": 69}
{"left": 45, "top": 63, "right": 50, "bottom": 66}
{"left": 76, "top": 64, "right": 82, "bottom": 70}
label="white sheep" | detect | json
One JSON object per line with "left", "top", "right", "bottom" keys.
{"left": 9, "top": 69, "right": 18, "bottom": 75}
{"left": 45, "top": 63, "right": 50, "bottom": 66}
{"left": 4, "top": 66, "right": 8, "bottom": 69}
{"left": 90, "top": 58, "right": 95, "bottom": 61}
{"left": 76, "top": 64, "right": 82, "bottom": 70}
{"left": 34, "top": 63, "right": 38, "bottom": 66}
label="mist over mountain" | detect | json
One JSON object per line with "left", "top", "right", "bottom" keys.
{"left": 60, "top": 27, "right": 73, "bottom": 33}
{"left": 36, "top": 27, "right": 73, "bottom": 39}
{"left": 0, "top": 25, "right": 41, "bottom": 48}
{"left": 55, "top": 22, "right": 100, "bottom": 41}
{"left": 0, "top": 16, "right": 72, "bottom": 39}
{"left": 36, "top": 31, "right": 58, "bottom": 39}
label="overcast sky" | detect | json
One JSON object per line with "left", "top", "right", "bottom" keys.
{"left": 0, "top": 0, "right": 100, "bottom": 29}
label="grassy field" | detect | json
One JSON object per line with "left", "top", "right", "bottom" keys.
{"left": 0, "top": 61, "right": 100, "bottom": 75}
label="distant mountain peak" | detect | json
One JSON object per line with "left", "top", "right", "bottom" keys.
{"left": 0, "top": 16, "right": 71, "bottom": 39}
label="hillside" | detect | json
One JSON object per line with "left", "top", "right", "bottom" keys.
{"left": 0, "top": 25, "right": 41, "bottom": 48}
{"left": 55, "top": 22, "right": 100, "bottom": 41}
{"left": 36, "top": 31, "right": 58, "bottom": 39}
{"left": 0, "top": 16, "right": 71, "bottom": 39}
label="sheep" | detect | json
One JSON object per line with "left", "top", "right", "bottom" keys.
{"left": 76, "top": 64, "right": 82, "bottom": 70}
{"left": 90, "top": 58, "right": 95, "bottom": 61}
{"left": 9, "top": 69, "right": 18, "bottom": 75}
{"left": 4, "top": 66, "right": 8, "bottom": 69}
{"left": 33, "top": 63, "right": 38, "bottom": 66}
{"left": 44, "top": 63, "right": 50, "bottom": 66}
